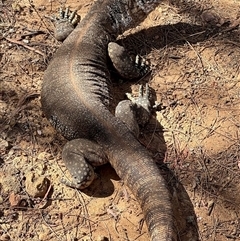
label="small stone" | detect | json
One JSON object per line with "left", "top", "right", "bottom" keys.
{"left": 38, "top": 232, "right": 50, "bottom": 241}
{"left": 22, "top": 39, "right": 29, "bottom": 44}
{"left": 25, "top": 172, "right": 50, "bottom": 198}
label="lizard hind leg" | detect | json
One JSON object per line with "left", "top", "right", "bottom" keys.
{"left": 61, "top": 139, "right": 108, "bottom": 189}
{"left": 108, "top": 42, "right": 150, "bottom": 80}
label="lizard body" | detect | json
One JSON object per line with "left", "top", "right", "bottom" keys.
{"left": 41, "top": 1, "right": 175, "bottom": 240}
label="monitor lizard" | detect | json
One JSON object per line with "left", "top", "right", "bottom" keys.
{"left": 41, "top": 1, "right": 175, "bottom": 240}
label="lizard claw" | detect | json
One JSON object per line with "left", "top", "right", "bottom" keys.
{"left": 135, "top": 55, "right": 150, "bottom": 77}
{"left": 58, "top": 7, "right": 79, "bottom": 26}
{"left": 127, "top": 84, "right": 150, "bottom": 104}
{"left": 138, "top": 83, "right": 150, "bottom": 99}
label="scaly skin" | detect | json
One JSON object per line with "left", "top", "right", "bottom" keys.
{"left": 41, "top": 0, "right": 175, "bottom": 240}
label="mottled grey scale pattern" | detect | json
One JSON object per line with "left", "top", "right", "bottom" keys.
{"left": 136, "top": 0, "right": 159, "bottom": 13}
{"left": 107, "top": 2, "right": 133, "bottom": 31}
{"left": 115, "top": 100, "right": 140, "bottom": 137}
{"left": 49, "top": 115, "right": 78, "bottom": 139}
{"left": 62, "top": 139, "right": 108, "bottom": 189}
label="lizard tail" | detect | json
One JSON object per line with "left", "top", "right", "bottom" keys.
{"left": 109, "top": 140, "right": 175, "bottom": 241}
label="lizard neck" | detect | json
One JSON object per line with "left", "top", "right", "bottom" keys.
{"left": 73, "top": 0, "right": 161, "bottom": 36}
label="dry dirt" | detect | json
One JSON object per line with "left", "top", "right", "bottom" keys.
{"left": 1, "top": 0, "right": 240, "bottom": 240}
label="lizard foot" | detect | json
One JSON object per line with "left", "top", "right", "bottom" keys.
{"left": 108, "top": 42, "right": 150, "bottom": 79}
{"left": 115, "top": 84, "right": 151, "bottom": 137}
{"left": 115, "top": 100, "right": 140, "bottom": 137}
{"left": 126, "top": 84, "right": 151, "bottom": 126}
{"left": 61, "top": 139, "right": 108, "bottom": 189}
{"left": 54, "top": 7, "right": 80, "bottom": 41}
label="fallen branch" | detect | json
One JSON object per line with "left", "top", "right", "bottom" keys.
{"left": 4, "top": 37, "right": 45, "bottom": 56}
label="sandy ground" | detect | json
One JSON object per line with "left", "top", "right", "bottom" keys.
{"left": 1, "top": 0, "right": 240, "bottom": 240}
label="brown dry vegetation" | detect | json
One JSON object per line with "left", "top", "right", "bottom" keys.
{"left": 1, "top": 0, "right": 240, "bottom": 240}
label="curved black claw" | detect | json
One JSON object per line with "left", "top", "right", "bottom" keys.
{"left": 135, "top": 54, "right": 150, "bottom": 77}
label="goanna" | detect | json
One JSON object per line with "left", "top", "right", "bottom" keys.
{"left": 41, "top": 1, "right": 175, "bottom": 240}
